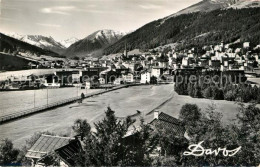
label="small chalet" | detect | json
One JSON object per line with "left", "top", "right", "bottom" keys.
{"left": 124, "top": 111, "right": 186, "bottom": 157}
{"left": 25, "top": 134, "right": 82, "bottom": 167}
{"left": 26, "top": 135, "right": 73, "bottom": 166}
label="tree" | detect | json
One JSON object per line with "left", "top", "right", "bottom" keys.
{"left": 203, "top": 86, "right": 212, "bottom": 99}
{"left": 179, "top": 104, "right": 201, "bottom": 127}
{"left": 150, "top": 76, "right": 157, "bottom": 84}
{"left": 75, "top": 107, "right": 132, "bottom": 166}
{"left": 121, "top": 118, "right": 159, "bottom": 166}
{"left": 224, "top": 90, "right": 236, "bottom": 101}
{"left": 74, "top": 107, "right": 158, "bottom": 166}
{"left": 211, "top": 86, "right": 224, "bottom": 100}
{"left": 194, "top": 83, "right": 202, "bottom": 98}
{"left": 180, "top": 103, "right": 242, "bottom": 166}
{"left": 72, "top": 119, "right": 91, "bottom": 141}
{"left": 175, "top": 102, "right": 260, "bottom": 166}
{"left": 91, "top": 107, "right": 134, "bottom": 166}
{"left": 148, "top": 57, "right": 153, "bottom": 62}
{"left": 252, "top": 85, "right": 258, "bottom": 101}
{"left": 153, "top": 123, "right": 189, "bottom": 165}
{"left": 233, "top": 103, "right": 260, "bottom": 165}
{"left": 0, "top": 139, "right": 20, "bottom": 165}
{"left": 73, "top": 56, "right": 80, "bottom": 60}
{"left": 187, "top": 83, "right": 194, "bottom": 97}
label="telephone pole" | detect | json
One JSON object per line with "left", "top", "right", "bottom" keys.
{"left": 47, "top": 87, "right": 48, "bottom": 107}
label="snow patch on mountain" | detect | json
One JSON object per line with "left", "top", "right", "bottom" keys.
{"left": 161, "top": 0, "right": 251, "bottom": 24}
{"left": 86, "top": 29, "right": 126, "bottom": 44}
{"left": 59, "top": 37, "right": 79, "bottom": 48}
{"left": 227, "top": 0, "right": 260, "bottom": 9}
{"left": 5, "top": 33, "right": 66, "bottom": 54}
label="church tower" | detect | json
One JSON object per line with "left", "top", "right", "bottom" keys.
{"left": 124, "top": 42, "right": 128, "bottom": 58}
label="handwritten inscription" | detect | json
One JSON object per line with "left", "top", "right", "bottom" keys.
{"left": 183, "top": 141, "right": 241, "bottom": 157}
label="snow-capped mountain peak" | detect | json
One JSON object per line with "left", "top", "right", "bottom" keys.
{"left": 59, "top": 37, "right": 79, "bottom": 48}
{"left": 4, "top": 33, "right": 66, "bottom": 54}
{"left": 64, "top": 29, "right": 126, "bottom": 58}
{"left": 85, "top": 29, "right": 126, "bottom": 44}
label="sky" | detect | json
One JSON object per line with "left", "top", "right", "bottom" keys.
{"left": 0, "top": 0, "right": 201, "bottom": 41}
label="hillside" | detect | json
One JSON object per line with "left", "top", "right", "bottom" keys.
{"left": 0, "top": 53, "right": 32, "bottom": 71}
{"left": 6, "top": 33, "right": 66, "bottom": 54}
{"left": 0, "top": 33, "right": 62, "bottom": 58}
{"left": 104, "top": 8, "right": 260, "bottom": 54}
{"left": 64, "top": 29, "right": 125, "bottom": 58}
{"left": 171, "top": 0, "right": 234, "bottom": 17}
{"left": 164, "top": 0, "right": 260, "bottom": 19}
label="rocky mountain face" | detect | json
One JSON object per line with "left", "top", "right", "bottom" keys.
{"left": 6, "top": 33, "right": 66, "bottom": 54}
{"left": 64, "top": 29, "right": 126, "bottom": 58}
{"left": 0, "top": 33, "right": 60, "bottom": 57}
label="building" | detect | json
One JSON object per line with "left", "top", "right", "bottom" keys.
{"left": 151, "top": 67, "right": 164, "bottom": 78}
{"left": 114, "top": 78, "right": 124, "bottom": 85}
{"left": 140, "top": 71, "right": 151, "bottom": 84}
{"left": 123, "top": 111, "right": 186, "bottom": 157}
{"left": 209, "top": 60, "right": 221, "bottom": 69}
{"left": 55, "top": 140, "right": 83, "bottom": 167}
{"left": 150, "top": 111, "right": 185, "bottom": 136}
{"left": 25, "top": 134, "right": 74, "bottom": 166}
{"left": 122, "top": 72, "right": 134, "bottom": 83}
{"left": 98, "top": 78, "right": 106, "bottom": 85}
{"left": 85, "top": 80, "right": 100, "bottom": 89}
{"left": 243, "top": 42, "right": 250, "bottom": 48}
{"left": 80, "top": 67, "right": 105, "bottom": 83}
{"left": 55, "top": 70, "right": 79, "bottom": 86}
{"left": 100, "top": 70, "right": 119, "bottom": 84}
{"left": 43, "top": 74, "right": 60, "bottom": 88}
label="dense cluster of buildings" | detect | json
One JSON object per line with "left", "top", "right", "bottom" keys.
{"left": 1, "top": 41, "right": 259, "bottom": 90}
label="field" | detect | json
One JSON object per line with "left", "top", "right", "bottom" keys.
{"left": 0, "top": 84, "right": 249, "bottom": 148}
{"left": 0, "top": 87, "right": 99, "bottom": 117}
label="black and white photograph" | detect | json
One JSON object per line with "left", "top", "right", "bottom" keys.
{"left": 0, "top": 0, "right": 260, "bottom": 166}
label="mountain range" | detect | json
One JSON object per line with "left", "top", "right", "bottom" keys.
{"left": 6, "top": 33, "right": 68, "bottom": 54}
{"left": 63, "top": 29, "right": 126, "bottom": 58}
{"left": 0, "top": 32, "right": 61, "bottom": 57}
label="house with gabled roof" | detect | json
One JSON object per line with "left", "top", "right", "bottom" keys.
{"left": 123, "top": 110, "right": 186, "bottom": 157}
{"left": 25, "top": 134, "right": 75, "bottom": 166}
{"left": 149, "top": 111, "right": 185, "bottom": 136}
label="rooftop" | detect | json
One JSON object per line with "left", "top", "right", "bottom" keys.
{"left": 55, "top": 140, "right": 83, "bottom": 167}
{"left": 26, "top": 134, "right": 73, "bottom": 159}
{"left": 150, "top": 112, "right": 185, "bottom": 136}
